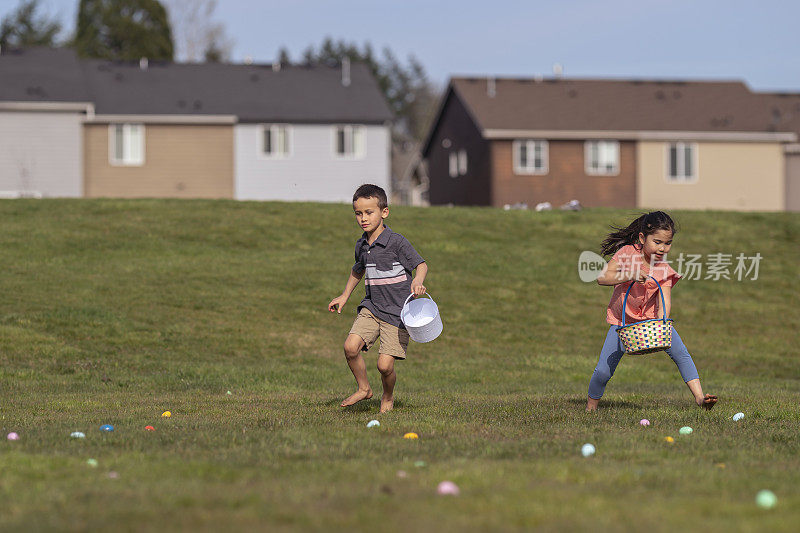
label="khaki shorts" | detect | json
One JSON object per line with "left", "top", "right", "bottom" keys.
{"left": 349, "top": 308, "right": 409, "bottom": 359}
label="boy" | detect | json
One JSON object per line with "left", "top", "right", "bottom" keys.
{"left": 328, "top": 184, "right": 428, "bottom": 413}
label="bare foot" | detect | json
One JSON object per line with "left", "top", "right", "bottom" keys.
{"left": 341, "top": 388, "right": 373, "bottom": 407}
{"left": 380, "top": 395, "right": 394, "bottom": 413}
{"left": 697, "top": 394, "right": 718, "bottom": 410}
{"left": 586, "top": 397, "right": 599, "bottom": 412}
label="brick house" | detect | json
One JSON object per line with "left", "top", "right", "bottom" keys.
{"left": 422, "top": 77, "right": 798, "bottom": 211}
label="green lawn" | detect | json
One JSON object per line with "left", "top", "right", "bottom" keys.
{"left": 0, "top": 199, "right": 798, "bottom": 531}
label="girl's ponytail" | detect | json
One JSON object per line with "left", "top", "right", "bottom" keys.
{"left": 600, "top": 211, "right": 676, "bottom": 257}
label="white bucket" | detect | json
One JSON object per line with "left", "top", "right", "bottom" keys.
{"left": 400, "top": 293, "right": 443, "bottom": 343}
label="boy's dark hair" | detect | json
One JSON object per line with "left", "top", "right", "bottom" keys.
{"left": 352, "top": 184, "right": 388, "bottom": 209}
{"left": 600, "top": 211, "right": 677, "bottom": 257}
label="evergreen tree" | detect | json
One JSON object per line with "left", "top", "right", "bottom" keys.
{"left": 0, "top": 0, "right": 62, "bottom": 48}
{"left": 298, "top": 37, "right": 440, "bottom": 142}
{"left": 73, "top": 0, "right": 173, "bottom": 61}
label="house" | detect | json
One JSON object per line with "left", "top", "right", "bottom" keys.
{"left": 391, "top": 137, "right": 429, "bottom": 206}
{"left": 422, "top": 77, "right": 798, "bottom": 211}
{"left": 0, "top": 48, "right": 91, "bottom": 197}
{"left": 0, "top": 48, "right": 393, "bottom": 201}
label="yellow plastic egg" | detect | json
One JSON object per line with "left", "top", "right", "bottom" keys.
{"left": 161, "top": 411, "right": 172, "bottom": 418}
{"left": 403, "top": 432, "right": 419, "bottom": 439}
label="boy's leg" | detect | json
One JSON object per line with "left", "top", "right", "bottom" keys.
{"left": 376, "top": 322, "right": 409, "bottom": 414}
{"left": 665, "top": 328, "right": 717, "bottom": 409}
{"left": 586, "top": 326, "right": 625, "bottom": 411}
{"left": 377, "top": 354, "right": 396, "bottom": 413}
{"left": 341, "top": 334, "right": 372, "bottom": 406}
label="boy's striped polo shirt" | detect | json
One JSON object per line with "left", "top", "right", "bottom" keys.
{"left": 352, "top": 226, "right": 424, "bottom": 328}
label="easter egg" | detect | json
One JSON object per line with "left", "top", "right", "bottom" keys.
{"left": 679, "top": 426, "right": 693, "bottom": 435}
{"left": 437, "top": 481, "right": 460, "bottom": 495}
{"left": 639, "top": 419, "right": 651, "bottom": 426}
{"left": 755, "top": 490, "right": 777, "bottom": 509}
{"left": 70, "top": 432, "right": 86, "bottom": 439}
{"left": 732, "top": 412, "right": 745, "bottom": 421}
{"left": 100, "top": 424, "right": 114, "bottom": 432}
{"left": 7, "top": 432, "right": 19, "bottom": 441}
{"left": 226, "top": 391, "right": 232, "bottom": 395}
{"left": 145, "top": 426, "right": 155, "bottom": 431}
{"left": 403, "top": 432, "right": 419, "bottom": 439}
{"left": 664, "top": 436, "right": 675, "bottom": 443}
{"left": 161, "top": 411, "right": 171, "bottom": 418}
{"left": 366, "top": 420, "right": 380, "bottom": 428}
{"left": 86, "top": 458, "right": 98, "bottom": 467}
{"left": 581, "top": 443, "right": 596, "bottom": 457}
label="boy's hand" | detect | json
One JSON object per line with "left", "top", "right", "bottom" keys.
{"left": 411, "top": 282, "right": 426, "bottom": 296}
{"left": 328, "top": 295, "right": 347, "bottom": 314}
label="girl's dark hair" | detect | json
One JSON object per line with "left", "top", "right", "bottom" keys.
{"left": 600, "top": 211, "right": 676, "bottom": 257}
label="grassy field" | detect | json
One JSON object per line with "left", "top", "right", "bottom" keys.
{"left": 0, "top": 199, "right": 798, "bottom": 532}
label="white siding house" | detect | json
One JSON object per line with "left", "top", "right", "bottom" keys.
{"left": 0, "top": 107, "right": 86, "bottom": 197}
{"left": 234, "top": 124, "right": 391, "bottom": 201}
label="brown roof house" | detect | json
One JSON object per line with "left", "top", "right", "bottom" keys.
{"left": 422, "top": 77, "right": 798, "bottom": 211}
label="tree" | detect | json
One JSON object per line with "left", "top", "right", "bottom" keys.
{"left": 73, "top": 0, "right": 173, "bottom": 61}
{"left": 298, "top": 37, "right": 440, "bottom": 142}
{"left": 0, "top": 0, "right": 62, "bottom": 49}
{"left": 164, "top": 0, "right": 232, "bottom": 63}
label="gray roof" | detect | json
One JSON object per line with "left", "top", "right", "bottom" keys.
{"left": 0, "top": 47, "right": 90, "bottom": 103}
{"left": 0, "top": 47, "right": 392, "bottom": 123}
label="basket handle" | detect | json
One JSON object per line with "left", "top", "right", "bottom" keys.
{"left": 620, "top": 275, "right": 667, "bottom": 327}
{"left": 403, "top": 292, "right": 434, "bottom": 308}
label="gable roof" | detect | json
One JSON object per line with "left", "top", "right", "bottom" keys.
{"left": 0, "top": 47, "right": 392, "bottom": 123}
{"left": 452, "top": 77, "right": 788, "bottom": 133}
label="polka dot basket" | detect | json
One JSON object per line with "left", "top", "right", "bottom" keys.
{"left": 617, "top": 276, "right": 673, "bottom": 355}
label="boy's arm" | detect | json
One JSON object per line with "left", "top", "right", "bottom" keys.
{"left": 328, "top": 269, "right": 364, "bottom": 314}
{"left": 410, "top": 262, "right": 428, "bottom": 296}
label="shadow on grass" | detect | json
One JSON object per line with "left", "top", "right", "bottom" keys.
{"left": 567, "top": 397, "right": 640, "bottom": 410}
{"left": 321, "top": 397, "right": 408, "bottom": 412}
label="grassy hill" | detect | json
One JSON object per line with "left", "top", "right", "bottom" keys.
{"left": 1, "top": 199, "right": 798, "bottom": 531}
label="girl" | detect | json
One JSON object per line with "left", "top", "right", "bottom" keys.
{"left": 586, "top": 211, "right": 717, "bottom": 411}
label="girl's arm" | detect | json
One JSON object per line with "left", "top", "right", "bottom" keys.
{"left": 658, "top": 284, "right": 672, "bottom": 319}
{"left": 596, "top": 259, "right": 647, "bottom": 286}
{"left": 328, "top": 269, "right": 365, "bottom": 313}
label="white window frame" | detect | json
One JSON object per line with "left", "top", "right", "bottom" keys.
{"left": 585, "top": 140, "right": 620, "bottom": 176}
{"left": 259, "top": 124, "right": 292, "bottom": 159}
{"left": 332, "top": 125, "right": 366, "bottom": 160}
{"left": 665, "top": 142, "right": 698, "bottom": 183}
{"left": 513, "top": 139, "right": 548, "bottom": 175}
{"left": 109, "top": 123, "right": 145, "bottom": 166}
{"left": 449, "top": 151, "right": 458, "bottom": 178}
{"left": 458, "top": 149, "right": 467, "bottom": 175}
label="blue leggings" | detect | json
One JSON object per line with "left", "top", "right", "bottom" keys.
{"left": 588, "top": 325, "right": 700, "bottom": 400}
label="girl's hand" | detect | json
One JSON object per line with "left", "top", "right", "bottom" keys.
{"left": 411, "top": 283, "right": 426, "bottom": 296}
{"left": 328, "top": 295, "right": 347, "bottom": 314}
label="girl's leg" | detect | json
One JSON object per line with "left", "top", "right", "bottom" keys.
{"left": 586, "top": 326, "right": 625, "bottom": 411}
{"left": 665, "top": 328, "right": 717, "bottom": 409}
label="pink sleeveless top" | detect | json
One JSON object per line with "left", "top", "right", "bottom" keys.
{"left": 606, "top": 245, "right": 681, "bottom": 326}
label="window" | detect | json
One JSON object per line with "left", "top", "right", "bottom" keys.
{"left": 513, "top": 140, "right": 548, "bottom": 174}
{"left": 585, "top": 141, "right": 619, "bottom": 175}
{"left": 109, "top": 124, "right": 144, "bottom": 165}
{"left": 262, "top": 125, "right": 290, "bottom": 158}
{"left": 667, "top": 142, "right": 696, "bottom": 182}
{"left": 448, "top": 149, "right": 467, "bottom": 178}
{"left": 334, "top": 125, "right": 365, "bottom": 158}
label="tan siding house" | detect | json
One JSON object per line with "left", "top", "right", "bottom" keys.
{"left": 84, "top": 123, "right": 234, "bottom": 198}
{"left": 637, "top": 141, "right": 786, "bottom": 211}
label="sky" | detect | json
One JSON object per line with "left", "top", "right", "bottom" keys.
{"left": 1, "top": 0, "right": 799, "bottom": 92}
